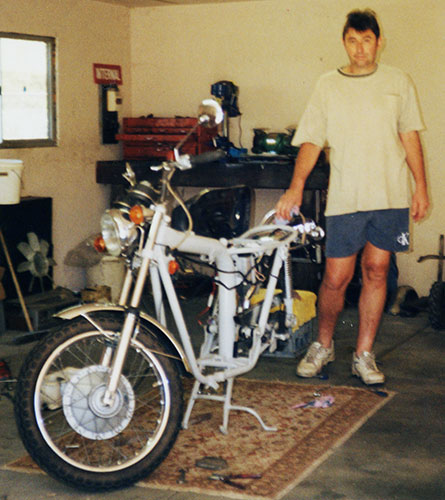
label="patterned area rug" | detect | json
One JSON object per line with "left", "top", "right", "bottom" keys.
{"left": 5, "top": 379, "right": 394, "bottom": 500}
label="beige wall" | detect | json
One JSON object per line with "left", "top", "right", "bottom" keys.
{"left": 1, "top": 0, "right": 444, "bottom": 297}
{"left": 130, "top": 0, "right": 445, "bottom": 297}
{"left": 0, "top": 0, "right": 131, "bottom": 291}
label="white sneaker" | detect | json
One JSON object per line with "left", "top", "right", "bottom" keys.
{"left": 297, "top": 341, "right": 335, "bottom": 378}
{"left": 352, "top": 351, "right": 385, "bottom": 385}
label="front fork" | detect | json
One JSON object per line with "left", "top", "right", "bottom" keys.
{"left": 102, "top": 208, "right": 164, "bottom": 406}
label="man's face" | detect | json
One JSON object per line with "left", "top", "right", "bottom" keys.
{"left": 343, "top": 28, "right": 382, "bottom": 74}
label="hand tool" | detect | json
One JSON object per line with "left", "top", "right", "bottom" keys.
{"left": 208, "top": 473, "right": 262, "bottom": 489}
{"left": 176, "top": 468, "right": 187, "bottom": 484}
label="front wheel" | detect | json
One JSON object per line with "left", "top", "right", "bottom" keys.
{"left": 14, "top": 313, "right": 183, "bottom": 491}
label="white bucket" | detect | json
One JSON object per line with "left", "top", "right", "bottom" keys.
{"left": 0, "top": 159, "right": 24, "bottom": 204}
{"left": 86, "top": 256, "right": 126, "bottom": 303}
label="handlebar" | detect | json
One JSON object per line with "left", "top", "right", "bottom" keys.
{"left": 168, "top": 149, "right": 226, "bottom": 171}
{"left": 261, "top": 209, "right": 325, "bottom": 242}
{"left": 190, "top": 149, "right": 226, "bottom": 166}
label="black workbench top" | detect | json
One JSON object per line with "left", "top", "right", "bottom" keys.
{"left": 96, "top": 155, "right": 329, "bottom": 191}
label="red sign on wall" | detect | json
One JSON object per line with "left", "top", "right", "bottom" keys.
{"left": 93, "top": 63, "right": 123, "bottom": 85}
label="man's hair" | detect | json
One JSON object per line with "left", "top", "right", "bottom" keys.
{"left": 342, "top": 9, "right": 380, "bottom": 39}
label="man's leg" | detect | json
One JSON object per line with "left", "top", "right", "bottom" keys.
{"left": 317, "top": 254, "right": 357, "bottom": 347}
{"left": 356, "top": 242, "right": 391, "bottom": 353}
{"left": 352, "top": 241, "right": 390, "bottom": 384}
{"left": 297, "top": 254, "right": 356, "bottom": 377}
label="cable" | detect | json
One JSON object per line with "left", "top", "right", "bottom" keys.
{"left": 165, "top": 170, "right": 193, "bottom": 251}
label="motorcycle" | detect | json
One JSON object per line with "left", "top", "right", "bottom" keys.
{"left": 14, "top": 99, "right": 324, "bottom": 491}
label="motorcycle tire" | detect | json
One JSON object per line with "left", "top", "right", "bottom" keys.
{"left": 14, "top": 313, "right": 183, "bottom": 491}
{"left": 428, "top": 281, "right": 445, "bottom": 330}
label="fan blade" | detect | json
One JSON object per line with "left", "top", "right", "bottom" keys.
{"left": 17, "top": 242, "right": 34, "bottom": 260}
{"left": 28, "top": 232, "right": 40, "bottom": 252}
{"left": 40, "top": 239, "right": 50, "bottom": 257}
{"left": 17, "top": 261, "right": 32, "bottom": 273}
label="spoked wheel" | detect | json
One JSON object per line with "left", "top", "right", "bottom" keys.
{"left": 14, "top": 313, "right": 183, "bottom": 491}
{"left": 428, "top": 281, "right": 445, "bottom": 330}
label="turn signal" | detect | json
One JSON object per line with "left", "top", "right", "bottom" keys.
{"left": 168, "top": 260, "right": 179, "bottom": 275}
{"left": 94, "top": 235, "right": 107, "bottom": 253}
{"left": 130, "top": 205, "right": 144, "bottom": 225}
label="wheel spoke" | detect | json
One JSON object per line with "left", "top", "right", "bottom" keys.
{"left": 36, "top": 331, "right": 169, "bottom": 470}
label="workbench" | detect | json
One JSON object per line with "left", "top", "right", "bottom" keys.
{"left": 96, "top": 155, "right": 329, "bottom": 191}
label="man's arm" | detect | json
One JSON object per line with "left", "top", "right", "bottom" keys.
{"left": 399, "top": 130, "right": 429, "bottom": 222}
{"left": 275, "top": 142, "right": 322, "bottom": 219}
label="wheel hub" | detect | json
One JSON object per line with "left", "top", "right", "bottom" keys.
{"left": 62, "top": 365, "right": 135, "bottom": 440}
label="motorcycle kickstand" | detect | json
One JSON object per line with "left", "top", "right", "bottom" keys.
{"left": 182, "top": 377, "right": 277, "bottom": 434}
{"left": 220, "top": 378, "right": 277, "bottom": 434}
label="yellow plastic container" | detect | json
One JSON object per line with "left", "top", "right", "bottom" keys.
{"left": 251, "top": 288, "right": 317, "bottom": 331}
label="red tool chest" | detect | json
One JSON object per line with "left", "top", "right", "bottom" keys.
{"left": 116, "top": 117, "right": 218, "bottom": 160}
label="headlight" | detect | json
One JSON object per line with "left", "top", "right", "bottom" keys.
{"left": 101, "top": 209, "right": 137, "bottom": 256}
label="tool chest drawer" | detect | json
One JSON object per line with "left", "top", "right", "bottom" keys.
{"left": 116, "top": 117, "right": 218, "bottom": 160}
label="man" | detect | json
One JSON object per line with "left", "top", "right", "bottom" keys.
{"left": 276, "top": 9, "right": 429, "bottom": 385}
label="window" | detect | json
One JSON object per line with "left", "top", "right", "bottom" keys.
{"left": 0, "top": 33, "right": 56, "bottom": 148}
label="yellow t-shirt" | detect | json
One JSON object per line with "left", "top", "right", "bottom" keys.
{"left": 292, "top": 64, "right": 424, "bottom": 216}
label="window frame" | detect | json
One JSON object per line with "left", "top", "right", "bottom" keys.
{"left": 0, "top": 32, "right": 57, "bottom": 149}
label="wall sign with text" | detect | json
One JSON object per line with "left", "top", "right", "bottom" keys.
{"left": 93, "top": 63, "right": 123, "bottom": 85}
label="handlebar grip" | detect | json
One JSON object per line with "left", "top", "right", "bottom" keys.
{"left": 190, "top": 150, "right": 226, "bottom": 166}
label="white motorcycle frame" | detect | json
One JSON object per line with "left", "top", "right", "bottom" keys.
{"left": 57, "top": 190, "right": 316, "bottom": 434}
{"left": 139, "top": 205, "right": 303, "bottom": 433}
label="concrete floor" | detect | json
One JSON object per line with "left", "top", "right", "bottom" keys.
{"left": 0, "top": 304, "right": 444, "bottom": 500}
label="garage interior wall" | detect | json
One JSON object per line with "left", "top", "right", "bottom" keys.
{"left": 1, "top": 0, "right": 444, "bottom": 298}
{"left": 130, "top": 0, "right": 445, "bottom": 298}
{"left": 0, "top": 0, "right": 132, "bottom": 291}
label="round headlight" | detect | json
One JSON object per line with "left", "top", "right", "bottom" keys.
{"left": 101, "top": 209, "right": 137, "bottom": 256}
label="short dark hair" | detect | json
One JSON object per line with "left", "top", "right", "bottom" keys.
{"left": 342, "top": 9, "right": 380, "bottom": 39}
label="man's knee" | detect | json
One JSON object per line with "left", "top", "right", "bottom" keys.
{"left": 361, "top": 243, "right": 391, "bottom": 285}
{"left": 322, "top": 269, "right": 354, "bottom": 292}
{"left": 322, "top": 256, "right": 356, "bottom": 292}
{"left": 361, "top": 259, "right": 389, "bottom": 284}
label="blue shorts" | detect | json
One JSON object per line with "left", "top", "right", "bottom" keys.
{"left": 325, "top": 209, "right": 410, "bottom": 258}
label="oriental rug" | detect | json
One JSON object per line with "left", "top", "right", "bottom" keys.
{"left": 5, "top": 378, "right": 394, "bottom": 500}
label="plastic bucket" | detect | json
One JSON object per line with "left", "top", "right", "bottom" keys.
{"left": 0, "top": 159, "right": 23, "bottom": 204}
{"left": 86, "top": 256, "right": 126, "bottom": 303}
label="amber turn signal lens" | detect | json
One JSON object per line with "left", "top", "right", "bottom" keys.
{"left": 129, "top": 205, "right": 144, "bottom": 225}
{"left": 168, "top": 260, "right": 179, "bottom": 275}
{"left": 94, "top": 235, "right": 107, "bottom": 253}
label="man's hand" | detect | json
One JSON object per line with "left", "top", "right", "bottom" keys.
{"left": 411, "top": 187, "right": 429, "bottom": 222}
{"left": 275, "top": 189, "right": 302, "bottom": 220}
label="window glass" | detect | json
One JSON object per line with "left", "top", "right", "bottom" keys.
{"left": 0, "top": 34, "right": 56, "bottom": 147}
